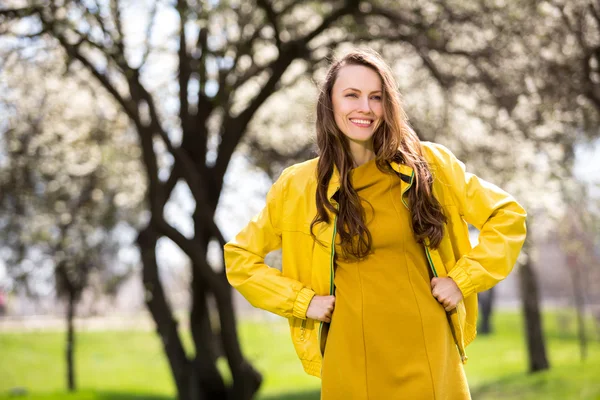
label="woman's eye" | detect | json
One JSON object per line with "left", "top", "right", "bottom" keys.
{"left": 371, "top": 96, "right": 382, "bottom": 101}
{"left": 345, "top": 93, "right": 358, "bottom": 98}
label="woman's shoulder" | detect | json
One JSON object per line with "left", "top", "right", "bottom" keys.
{"left": 420, "top": 141, "right": 462, "bottom": 170}
{"left": 276, "top": 157, "right": 319, "bottom": 189}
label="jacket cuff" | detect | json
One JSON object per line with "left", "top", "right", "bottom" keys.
{"left": 448, "top": 265, "right": 477, "bottom": 299}
{"left": 292, "top": 287, "right": 316, "bottom": 319}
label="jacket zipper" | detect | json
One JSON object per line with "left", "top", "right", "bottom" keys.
{"left": 424, "top": 247, "right": 438, "bottom": 277}
{"left": 405, "top": 169, "right": 467, "bottom": 362}
{"left": 425, "top": 246, "right": 467, "bottom": 362}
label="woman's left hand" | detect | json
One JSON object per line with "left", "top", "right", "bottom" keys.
{"left": 431, "top": 277, "right": 464, "bottom": 312}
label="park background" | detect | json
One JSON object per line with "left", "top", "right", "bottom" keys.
{"left": 0, "top": 0, "right": 599, "bottom": 399}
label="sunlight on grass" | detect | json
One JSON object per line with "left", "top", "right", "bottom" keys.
{"left": 0, "top": 310, "right": 598, "bottom": 400}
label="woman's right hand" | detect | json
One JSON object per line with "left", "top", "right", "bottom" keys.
{"left": 306, "top": 295, "right": 336, "bottom": 323}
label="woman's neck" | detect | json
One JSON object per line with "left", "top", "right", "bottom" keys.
{"left": 348, "top": 140, "right": 376, "bottom": 167}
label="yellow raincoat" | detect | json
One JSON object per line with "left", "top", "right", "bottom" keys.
{"left": 224, "top": 141, "right": 527, "bottom": 378}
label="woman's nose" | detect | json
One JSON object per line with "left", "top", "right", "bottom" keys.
{"left": 357, "top": 96, "right": 371, "bottom": 113}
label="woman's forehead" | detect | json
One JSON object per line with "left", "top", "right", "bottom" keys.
{"left": 334, "top": 65, "right": 382, "bottom": 92}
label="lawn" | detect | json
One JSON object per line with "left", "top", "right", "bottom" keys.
{"left": 0, "top": 310, "right": 598, "bottom": 399}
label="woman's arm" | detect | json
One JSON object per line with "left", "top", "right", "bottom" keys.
{"left": 426, "top": 142, "right": 527, "bottom": 298}
{"left": 224, "top": 170, "right": 315, "bottom": 319}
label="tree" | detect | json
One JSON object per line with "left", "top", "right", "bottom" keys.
{"left": 557, "top": 181, "right": 600, "bottom": 361}
{"left": 0, "top": 56, "right": 144, "bottom": 390}
{"left": 1, "top": 1, "right": 381, "bottom": 398}
{"left": 4, "top": 1, "right": 599, "bottom": 394}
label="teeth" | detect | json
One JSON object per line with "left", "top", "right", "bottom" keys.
{"left": 350, "top": 119, "right": 372, "bottom": 125}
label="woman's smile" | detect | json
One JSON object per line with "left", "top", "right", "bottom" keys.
{"left": 349, "top": 118, "right": 374, "bottom": 128}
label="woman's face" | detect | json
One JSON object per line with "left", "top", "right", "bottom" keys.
{"left": 331, "top": 64, "right": 384, "bottom": 145}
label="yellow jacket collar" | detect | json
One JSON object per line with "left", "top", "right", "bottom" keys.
{"left": 327, "top": 161, "right": 414, "bottom": 200}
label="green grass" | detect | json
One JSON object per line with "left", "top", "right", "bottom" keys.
{"left": 464, "top": 311, "right": 600, "bottom": 399}
{"left": 0, "top": 310, "right": 599, "bottom": 399}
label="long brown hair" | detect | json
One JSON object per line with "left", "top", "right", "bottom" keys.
{"left": 310, "top": 48, "right": 447, "bottom": 260}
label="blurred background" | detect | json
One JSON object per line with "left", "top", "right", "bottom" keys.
{"left": 0, "top": 0, "right": 599, "bottom": 399}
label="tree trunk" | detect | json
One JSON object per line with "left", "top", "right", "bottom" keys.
{"left": 214, "top": 277, "right": 262, "bottom": 399}
{"left": 190, "top": 223, "right": 261, "bottom": 400}
{"left": 567, "top": 254, "right": 587, "bottom": 361}
{"left": 138, "top": 226, "right": 195, "bottom": 400}
{"left": 518, "top": 249, "right": 550, "bottom": 372}
{"left": 66, "top": 289, "right": 76, "bottom": 391}
{"left": 189, "top": 264, "right": 227, "bottom": 398}
{"left": 477, "top": 287, "right": 495, "bottom": 335}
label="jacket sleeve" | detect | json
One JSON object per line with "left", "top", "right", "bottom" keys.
{"left": 223, "top": 169, "right": 315, "bottom": 319}
{"left": 428, "top": 143, "right": 527, "bottom": 298}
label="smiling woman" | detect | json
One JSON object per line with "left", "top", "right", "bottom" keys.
{"left": 331, "top": 65, "right": 384, "bottom": 161}
{"left": 224, "top": 48, "right": 527, "bottom": 400}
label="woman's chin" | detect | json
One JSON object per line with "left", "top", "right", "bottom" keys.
{"left": 345, "top": 132, "right": 375, "bottom": 144}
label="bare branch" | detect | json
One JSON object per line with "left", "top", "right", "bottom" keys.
{"left": 303, "top": 1, "right": 360, "bottom": 44}
{"left": 151, "top": 121, "right": 226, "bottom": 245}
{"left": 590, "top": 1, "right": 600, "bottom": 28}
{"left": 415, "top": 47, "right": 454, "bottom": 89}
{"left": 138, "top": 0, "right": 158, "bottom": 69}
{"left": 177, "top": 0, "right": 191, "bottom": 134}
{"left": 279, "top": 0, "right": 304, "bottom": 16}
{"left": 196, "top": 26, "right": 209, "bottom": 104}
{"left": 109, "top": 0, "right": 126, "bottom": 60}
{"left": 55, "top": 37, "right": 138, "bottom": 121}
{"left": 368, "top": 4, "right": 419, "bottom": 27}
{"left": 557, "top": 3, "right": 587, "bottom": 50}
{"left": 257, "top": 0, "right": 281, "bottom": 47}
{"left": 6, "top": 28, "right": 47, "bottom": 39}
{"left": 0, "top": 6, "right": 42, "bottom": 19}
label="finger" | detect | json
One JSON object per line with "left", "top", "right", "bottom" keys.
{"left": 431, "top": 277, "right": 439, "bottom": 288}
{"left": 445, "top": 304, "right": 456, "bottom": 312}
{"left": 324, "top": 316, "right": 331, "bottom": 323}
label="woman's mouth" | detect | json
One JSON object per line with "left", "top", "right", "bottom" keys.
{"left": 349, "top": 118, "right": 373, "bottom": 128}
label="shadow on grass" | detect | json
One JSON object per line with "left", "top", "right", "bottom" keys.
{"left": 259, "top": 389, "right": 320, "bottom": 400}
{"left": 96, "top": 393, "right": 174, "bottom": 400}
{"left": 97, "top": 390, "right": 321, "bottom": 400}
{"left": 470, "top": 371, "right": 557, "bottom": 398}
{"left": 471, "top": 373, "right": 527, "bottom": 398}
{"left": 0, "top": 391, "right": 175, "bottom": 400}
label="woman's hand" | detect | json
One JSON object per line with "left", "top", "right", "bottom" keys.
{"left": 431, "top": 277, "right": 464, "bottom": 312}
{"left": 306, "top": 295, "right": 336, "bottom": 323}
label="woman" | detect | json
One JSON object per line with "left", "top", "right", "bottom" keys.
{"left": 224, "top": 49, "right": 527, "bottom": 399}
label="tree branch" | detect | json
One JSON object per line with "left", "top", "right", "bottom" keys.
{"left": 177, "top": 0, "right": 191, "bottom": 135}
{"left": 257, "top": 0, "right": 281, "bottom": 48}
{"left": 215, "top": 1, "right": 361, "bottom": 182}
{"left": 55, "top": 37, "right": 138, "bottom": 121}
{"left": 138, "top": 0, "right": 158, "bottom": 69}
{"left": 303, "top": 0, "right": 360, "bottom": 44}
{"left": 0, "top": 6, "right": 42, "bottom": 19}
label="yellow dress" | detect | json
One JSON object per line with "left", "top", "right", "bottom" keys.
{"left": 320, "top": 159, "right": 471, "bottom": 400}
